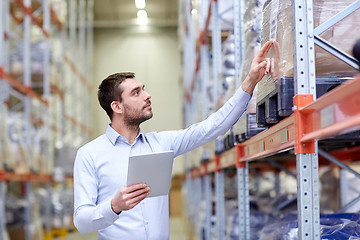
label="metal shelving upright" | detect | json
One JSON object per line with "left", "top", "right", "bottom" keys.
{"left": 184, "top": 0, "right": 360, "bottom": 239}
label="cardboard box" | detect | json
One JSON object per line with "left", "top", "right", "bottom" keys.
{"left": 257, "top": 0, "right": 360, "bottom": 103}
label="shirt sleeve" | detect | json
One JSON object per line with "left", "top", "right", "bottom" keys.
{"left": 73, "top": 147, "right": 120, "bottom": 234}
{"left": 170, "top": 86, "right": 251, "bottom": 157}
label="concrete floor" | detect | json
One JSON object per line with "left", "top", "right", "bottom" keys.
{"left": 60, "top": 217, "right": 189, "bottom": 240}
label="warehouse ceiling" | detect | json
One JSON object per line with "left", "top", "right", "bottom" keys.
{"left": 93, "top": 0, "right": 179, "bottom": 28}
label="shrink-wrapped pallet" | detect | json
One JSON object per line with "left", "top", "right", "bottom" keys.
{"left": 233, "top": 0, "right": 266, "bottom": 141}
{"left": 256, "top": 0, "right": 360, "bottom": 124}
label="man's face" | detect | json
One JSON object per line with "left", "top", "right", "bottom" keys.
{"left": 119, "top": 78, "right": 153, "bottom": 125}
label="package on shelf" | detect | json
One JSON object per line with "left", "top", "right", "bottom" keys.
{"left": 51, "top": 0, "right": 68, "bottom": 24}
{"left": 54, "top": 142, "right": 77, "bottom": 176}
{"left": 342, "top": 164, "right": 360, "bottom": 213}
{"left": 233, "top": 0, "right": 265, "bottom": 139}
{"left": 217, "top": 33, "right": 236, "bottom": 110}
{"left": 50, "top": 38, "right": 65, "bottom": 90}
{"left": 240, "top": 0, "right": 265, "bottom": 112}
{"left": 319, "top": 167, "right": 340, "bottom": 213}
{"left": 224, "top": 168, "right": 238, "bottom": 198}
{"left": 193, "top": 200, "right": 207, "bottom": 239}
{"left": 35, "top": 186, "right": 74, "bottom": 230}
{"left": 10, "top": 39, "right": 52, "bottom": 78}
{"left": 31, "top": 127, "right": 50, "bottom": 174}
{"left": 257, "top": 0, "right": 360, "bottom": 103}
{"left": 0, "top": 108, "right": 14, "bottom": 172}
{"left": 0, "top": 106, "right": 6, "bottom": 171}
{"left": 5, "top": 113, "right": 29, "bottom": 173}
{"left": 225, "top": 199, "right": 238, "bottom": 239}
{"left": 4, "top": 110, "right": 50, "bottom": 174}
{"left": 6, "top": 193, "right": 44, "bottom": 240}
{"left": 258, "top": 213, "right": 360, "bottom": 240}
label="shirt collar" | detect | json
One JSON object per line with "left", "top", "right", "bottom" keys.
{"left": 105, "top": 124, "right": 145, "bottom": 145}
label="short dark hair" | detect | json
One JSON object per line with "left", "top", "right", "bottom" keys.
{"left": 98, "top": 72, "right": 135, "bottom": 120}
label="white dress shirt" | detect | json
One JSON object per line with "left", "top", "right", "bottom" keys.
{"left": 73, "top": 87, "right": 251, "bottom": 240}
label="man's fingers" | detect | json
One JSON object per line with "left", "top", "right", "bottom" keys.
{"left": 127, "top": 186, "right": 150, "bottom": 200}
{"left": 125, "top": 183, "right": 147, "bottom": 194}
{"left": 265, "top": 58, "right": 271, "bottom": 74}
{"left": 127, "top": 191, "right": 150, "bottom": 206}
{"left": 258, "top": 40, "right": 273, "bottom": 57}
{"left": 255, "top": 60, "right": 267, "bottom": 72}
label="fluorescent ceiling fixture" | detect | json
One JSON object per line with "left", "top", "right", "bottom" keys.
{"left": 135, "top": 0, "right": 146, "bottom": 9}
{"left": 137, "top": 10, "right": 148, "bottom": 25}
{"left": 191, "top": 9, "right": 198, "bottom": 15}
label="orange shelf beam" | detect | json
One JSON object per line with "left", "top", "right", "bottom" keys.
{"left": 0, "top": 67, "right": 49, "bottom": 106}
{"left": 14, "top": 0, "right": 50, "bottom": 38}
{"left": 1, "top": 171, "right": 52, "bottom": 183}
{"left": 239, "top": 115, "right": 295, "bottom": 162}
{"left": 29, "top": 173, "right": 52, "bottom": 183}
{"left": 189, "top": 76, "right": 360, "bottom": 177}
{"left": 300, "top": 76, "right": 360, "bottom": 143}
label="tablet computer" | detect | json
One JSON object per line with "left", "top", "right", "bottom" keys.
{"left": 126, "top": 151, "right": 174, "bottom": 198}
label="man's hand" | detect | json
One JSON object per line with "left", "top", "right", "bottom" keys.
{"left": 241, "top": 40, "right": 273, "bottom": 95}
{"left": 111, "top": 183, "right": 150, "bottom": 214}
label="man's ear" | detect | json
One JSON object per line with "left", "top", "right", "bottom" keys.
{"left": 111, "top": 101, "right": 123, "bottom": 114}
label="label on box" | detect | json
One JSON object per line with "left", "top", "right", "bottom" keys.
{"left": 245, "top": 146, "right": 249, "bottom": 157}
{"left": 259, "top": 140, "right": 265, "bottom": 152}
{"left": 280, "top": 128, "right": 288, "bottom": 144}
{"left": 320, "top": 105, "right": 334, "bottom": 128}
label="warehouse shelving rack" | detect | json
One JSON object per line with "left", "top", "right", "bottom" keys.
{"left": 182, "top": 0, "right": 360, "bottom": 239}
{"left": 0, "top": 0, "right": 94, "bottom": 239}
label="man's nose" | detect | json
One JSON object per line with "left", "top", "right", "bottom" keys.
{"left": 144, "top": 91, "right": 151, "bottom": 100}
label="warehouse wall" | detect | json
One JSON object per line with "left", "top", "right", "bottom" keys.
{"left": 92, "top": 26, "right": 185, "bottom": 174}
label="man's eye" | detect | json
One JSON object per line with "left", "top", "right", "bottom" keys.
{"left": 134, "top": 91, "right": 139, "bottom": 95}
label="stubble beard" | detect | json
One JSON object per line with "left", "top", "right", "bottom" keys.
{"left": 123, "top": 105, "right": 153, "bottom": 127}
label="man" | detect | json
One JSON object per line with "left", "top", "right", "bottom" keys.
{"left": 73, "top": 40, "right": 273, "bottom": 239}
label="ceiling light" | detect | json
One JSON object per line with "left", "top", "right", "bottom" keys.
{"left": 137, "top": 10, "right": 148, "bottom": 25}
{"left": 135, "top": 0, "right": 146, "bottom": 9}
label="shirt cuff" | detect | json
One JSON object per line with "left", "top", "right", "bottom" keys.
{"left": 99, "top": 198, "right": 121, "bottom": 222}
{"left": 229, "top": 86, "right": 252, "bottom": 106}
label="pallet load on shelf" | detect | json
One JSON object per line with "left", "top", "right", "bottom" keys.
{"left": 256, "top": 0, "right": 360, "bottom": 127}
{"left": 258, "top": 213, "right": 360, "bottom": 239}
{"left": 217, "top": 33, "right": 236, "bottom": 109}
{"left": 233, "top": 0, "right": 266, "bottom": 143}
{"left": 6, "top": 191, "right": 44, "bottom": 240}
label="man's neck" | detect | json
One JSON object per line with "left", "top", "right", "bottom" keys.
{"left": 111, "top": 120, "right": 140, "bottom": 145}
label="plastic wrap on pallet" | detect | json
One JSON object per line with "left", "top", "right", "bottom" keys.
{"left": 54, "top": 144, "right": 77, "bottom": 176}
{"left": 217, "top": 34, "right": 236, "bottom": 110}
{"left": 234, "top": 113, "right": 266, "bottom": 142}
{"left": 10, "top": 40, "right": 52, "bottom": 77}
{"left": 258, "top": 213, "right": 360, "bottom": 240}
{"left": 240, "top": 0, "right": 265, "bottom": 113}
{"left": 233, "top": 0, "right": 265, "bottom": 140}
{"left": 257, "top": 0, "right": 360, "bottom": 104}
{"left": 228, "top": 208, "right": 273, "bottom": 240}
{"left": 51, "top": 0, "right": 68, "bottom": 23}
{"left": 5, "top": 113, "right": 29, "bottom": 173}
{"left": 6, "top": 194, "right": 44, "bottom": 240}
{"left": 4, "top": 111, "right": 51, "bottom": 174}
{"left": 319, "top": 167, "right": 340, "bottom": 213}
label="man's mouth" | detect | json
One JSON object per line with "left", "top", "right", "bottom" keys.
{"left": 144, "top": 102, "right": 152, "bottom": 110}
